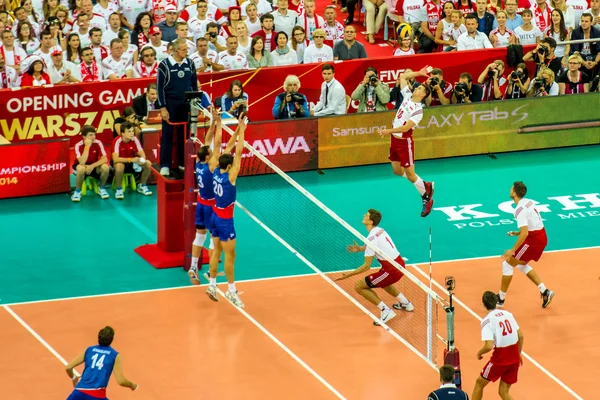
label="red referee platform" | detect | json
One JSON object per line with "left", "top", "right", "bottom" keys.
{"left": 134, "top": 120, "right": 209, "bottom": 271}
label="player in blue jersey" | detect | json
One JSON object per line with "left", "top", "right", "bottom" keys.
{"left": 189, "top": 108, "right": 241, "bottom": 285}
{"left": 65, "top": 326, "right": 137, "bottom": 400}
{"left": 206, "top": 113, "right": 246, "bottom": 308}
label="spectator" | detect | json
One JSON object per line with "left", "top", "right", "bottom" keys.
{"left": 155, "top": 4, "right": 178, "bottom": 43}
{"left": 94, "top": 0, "right": 119, "bottom": 26}
{"left": 241, "top": 0, "right": 272, "bottom": 19}
{"left": 132, "top": 83, "right": 159, "bottom": 119}
{"left": 526, "top": 67, "right": 560, "bottom": 96}
{"left": 89, "top": 27, "right": 109, "bottom": 63}
{"left": 80, "top": 46, "right": 117, "bottom": 81}
{"left": 504, "top": 0, "right": 524, "bottom": 31}
{"left": 303, "top": 28, "right": 333, "bottom": 63}
{"left": 587, "top": 0, "right": 600, "bottom": 30}
{"left": 569, "top": 13, "right": 600, "bottom": 77}
{"left": 174, "top": 21, "right": 196, "bottom": 54}
{"left": 75, "top": 0, "right": 107, "bottom": 32}
{"left": 246, "top": 36, "right": 273, "bottom": 67}
{"left": 204, "top": 22, "right": 227, "bottom": 53}
{"left": 427, "top": 365, "right": 469, "bottom": 400}
{"left": 363, "top": 0, "right": 389, "bottom": 45}
{"left": 551, "top": 0, "right": 576, "bottom": 30}
{"left": 131, "top": 11, "right": 153, "bottom": 50}
{"left": 187, "top": 0, "right": 215, "bottom": 40}
{"left": 219, "top": 6, "right": 243, "bottom": 38}
{"left": 12, "top": 7, "right": 40, "bottom": 37}
{"left": 112, "top": 121, "right": 153, "bottom": 199}
{"left": 190, "top": 37, "right": 224, "bottom": 72}
{"left": 457, "top": 15, "right": 493, "bottom": 50}
{"left": 65, "top": 32, "right": 82, "bottom": 64}
{"left": 455, "top": 0, "right": 475, "bottom": 16}
{"left": 334, "top": 26, "right": 367, "bottom": 60}
{"left": 524, "top": 37, "right": 562, "bottom": 76}
{"left": 419, "top": 0, "right": 443, "bottom": 53}
{"left": 103, "top": 38, "right": 134, "bottom": 78}
{"left": 271, "top": 31, "right": 298, "bottom": 66}
{"left": 311, "top": 63, "right": 346, "bottom": 116}
{"left": 470, "top": 0, "right": 497, "bottom": 35}
{"left": 299, "top": 0, "right": 324, "bottom": 41}
{"left": 322, "top": 5, "right": 344, "bottom": 45}
{"left": 557, "top": 54, "right": 591, "bottom": 93}
{"left": 532, "top": 0, "right": 552, "bottom": 32}
{"left": 133, "top": 46, "right": 159, "bottom": 77}
{"left": 435, "top": 3, "right": 460, "bottom": 51}
{"left": 1, "top": 30, "right": 27, "bottom": 73}
{"left": 103, "top": 12, "right": 122, "bottom": 46}
{"left": 119, "top": 30, "right": 140, "bottom": 62}
{"left": 505, "top": 62, "right": 531, "bottom": 99}
{"left": 15, "top": 20, "right": 39, "bottom": 55}
{"left": 48, "top": 47, "right": 82, "bottom": 83}
{"left": 385, "top": 0, "right": 424, "bottom": 44}
{"left": 288, "top": 0, "right": 304, "bottom": 14}
{"left": 272, "top": 0, "right": 298, "bottom": 37}
{"left": 545, "top": 9, "right": 571, "bottom": 66}
{"left": 569, "top": 0, "right": 589, "bottom": 26}
{"left": 71, "top": 125, "right": 111, "bottom": 203}
{"left": 451, "top": 72, "right": 484, "bottom": 103}
{"left": 21, "top": 57, "right": 51, "bottom": 87}
{"left": 222, "top": 80, "right": 249, "bottom": 118}
{"left": 251, "top": 13, "right": 276, "bottom": 52}
{"left": 144, "top": 26, "right": 168, "bottom": 61}
{"left": 514, "top": 9, "right": 543, "bottom": 45}
{"left": 0, "top": 53, "right": 20, "bottom": 88}
{"left": 290, "top": 26, "right": 308, "bottom": 63}
{"left": 272, "top": 74, "right": 309, "bottom": 119}
{"left": 351, "top": 67, "right": 391, "bottom": 112}
{"left": 235, "top": 22, "right": 252, "bottom": 54}
{"left": 119, "top": 0, "right": 152, "bottom": 31}
{"left": 217, "top": 36, "right": 248, "bottom": 70}
{"left": 241, "top": 2, "right": 262, "bottom": 35}
{"left": 489, "top": 11, "right": 517, "bottom": 47}
{"left": 74, "top": 14, "right": 92, "bottom": 48}
{"left": 424, "top": 68, "right": 453, "bottom": 105}
{"left": 32, "top": 29, "right": 60, "bottom": 67}
{"left": 477, "top": 60, "right": 508, "bottom": 101}
{"left": 394, "top": 35, "right": 417, "bottom": 55}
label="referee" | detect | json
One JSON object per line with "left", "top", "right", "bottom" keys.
{"left": 428, "top": 365, "right": 469, "bottom": 400}
{"left": 156, "top": 38, "right": 209, "bottom": 176}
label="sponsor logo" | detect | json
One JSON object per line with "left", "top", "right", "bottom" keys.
{"left": 415, "top": 104, "right": 529, "bottom": 130}
{"left": 242, "top": 136, "right": 311, "bottom": 157}
{"left": 433, "top": 193, "right": 600, "bottom": 229}
{"left": 0, "top": 163, "right": 68, "bottom": 175}
{"left": 332, "top": 125, "right": 387, "bottom": 137}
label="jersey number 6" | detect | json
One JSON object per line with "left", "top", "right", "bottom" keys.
{"left": 499, "top": 320, "right": 513, "bottom": 336}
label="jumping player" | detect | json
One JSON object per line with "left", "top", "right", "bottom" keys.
{"left": 65, "top": 326, "right": 138, "bottom": 400}
{"left": 498, "top": 181, "right": 554, "bottom": 308}
{"left": 336, "top": 209, "right": 414, "bottom": 325}
{"left": 472, "top": 291, "right": 524, "bottom": 400}
{"left": 205, "top": 113, "right": 246, "bottom": 308}
{"left": 189, "top": 109, "right": 240, "bottom": 285}
{"left": 378, "top": 65, "right": 435, "bottom": 218}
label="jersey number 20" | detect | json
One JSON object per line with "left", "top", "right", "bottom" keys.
{"left": 499, "top": 320, "right": 513, "bottom": 336}
{"left": 213, "top": 182, "right": 223, "bottom": 197}
{"left": 91, "top": 354, "right": 105, "bottom": 370}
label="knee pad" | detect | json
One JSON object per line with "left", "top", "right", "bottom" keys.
{"left": 517, "top": 264, "right": 532, "bottom": 274}
{"left": 193, "top": 232, "right": 206, "bottom": 247}
{"left": 209, "top": 237, "right": 214, "bottom": 250}
{"left": 502, "top": 261, "right": 514, "bottom": 276}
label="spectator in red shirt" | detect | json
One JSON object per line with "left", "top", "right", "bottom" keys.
{"left": 72, "top": 125, "right": 110, "bottom": 202}
{"left": 112, "top": 121, "right": 152, "bottom": 200}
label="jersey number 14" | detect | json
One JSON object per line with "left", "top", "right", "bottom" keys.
{"left": 91, "top": 354, "right": 106, "bottom": 370}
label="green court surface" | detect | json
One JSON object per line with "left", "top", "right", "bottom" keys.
{"left": 1, "top": 145, "right": 599, "bottom": 305}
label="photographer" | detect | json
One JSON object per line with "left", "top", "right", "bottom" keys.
{"left": 505, "top": 63, "right": 531, "bottom": 99}
{"left": 424, "top": 68, "right": 452, "bottom": 106}
{"left": 272, "top": 75, "right": 309, "bottom": 119}
{"left": 122, "top": 106, "right": 143, "bottom": 139}
{"left": 477, "top": 60, "right": 508, "bottom": 101}
{"left": 204, "top": 22, "right": 227, "bottom": 53}
{"left": 526, "top": 67, "right": 559, "bottom": 97}
{"left": 351, "top": 67, "right": 390, "bottom": 112}
{"left": 451, "top": 72, "right": 483, "bottom": 103}
{"left": 523, "top": 37, "right": 562, "bottom": 76}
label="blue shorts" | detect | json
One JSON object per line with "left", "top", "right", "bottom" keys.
{"left": 195, "top": 203, "right": 214, "bottom": 231}
{"left": 212, "top": 214, "right": 236, "bottom": 242}
{"left": 67, "top": 390, "right": 108, "bottom": 400}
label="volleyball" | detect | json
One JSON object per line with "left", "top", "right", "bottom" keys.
{"left": 396, "top": 23, "right": 413, "bottom": 39}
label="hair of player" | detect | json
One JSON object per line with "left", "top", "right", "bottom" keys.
{"left": 98, "top": 326, "right": 115, "bottom": 346}
{"left": 422, "top": 84, "right": 432, "bottom": 99}
{"left": 219, "top": 153, "right": 234, "bottom": 170}
{"left": 439, "top": 365, "right": 456, "bottom": 383}
{"left": 197, "top": 145, "right": 211, "bottom": 162}
{"left": 367, "top": 208, "right": 382, "bottom": 226}
{"left": 482, "top": 291, "right": 498, "bottom": 311}
{"left": 513, "top": 181, "right": 527, "bottom": 198}
{"left": 81, "top": 125, "right": 96, "bottom": 136}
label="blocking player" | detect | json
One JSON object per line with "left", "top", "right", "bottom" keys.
{"left": 112, "top": 121, "right": 153, "bottom": 199}
{"left": 189, "top": 108, "right": 240, "bottom": 285}
{"left": 72, "top": 125, "right": 110, "bottom": 202}
{"left": 65, "top": 326, "right": 138, "bottom": 400}
{"left": 472, "top": 291, "right": 523, "bottom": 400}
{"left": 205, "top": 113, "right": 246, "bottom": 308}
{"left": 498, "top": 181, "right": 554, "bottom": 308}
{"left": 336, "top": 209, "right": 414, "bottom": 325}
{"left": 377, "top": 66, "right": 435, "bottom": 218}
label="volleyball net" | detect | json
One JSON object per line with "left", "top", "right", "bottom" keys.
{"left": 187, "top": 109, "right": 440, "bottom": 368}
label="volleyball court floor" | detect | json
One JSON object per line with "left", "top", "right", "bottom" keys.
{"left": 1, "top": 145, "right": 599, "bottom": 399}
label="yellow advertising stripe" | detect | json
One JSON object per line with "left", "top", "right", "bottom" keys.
{"left": 242, "top": 67, "right": 262, "bottom": 87}
{"left": 0, "top": 133, "right": 11, "bottom": 145}
{"left": 248, "top": 63, "right": 323, "bottom": 108}
{"left": 198, "top": 70, "right": 255, "bottom": 88}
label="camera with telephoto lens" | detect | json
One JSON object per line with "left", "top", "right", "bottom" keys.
{"left": 488, "top": 68, "right": 497, "bottom": 80}
{"left": 537, "top": 45, "right": 547, "bottom": 56}
{"left": 511, "top": 70, "right": 524, "bottom": 80}
{"left": 533, "top": 77, "right": 545, "bottom": 89}
{"left": 369, "top": 75, "right": 378, "bottom": 84}
{"left": 289, "top": 91, "right": 305, "bottom": 104}
{"left": 430, "top": 76, "right": 440, "bottom": 87}
{"left": 455, "top": 81, "right": 469, "bottom": 94}
{"left": 209, "top": 32, "right": 217, "bottom": 38}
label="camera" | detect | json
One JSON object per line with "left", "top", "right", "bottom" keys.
{"left": 209, "top": 32, "right": 217, "bottom": 38}
{"left": 488, "top": 68, "right": 497, "bottom": 80}
{"left": 430, "top": 76, "right": 440, "bottom": 87}
{"left": 533, "top": 77, "right": 545, "bottom": 89}
{"left": 369, "top": 75, "right": 378, "bottom": 84}
{"left": 537, "top": 45, "right": 547, "bottom": 56}
{"left": 289, "top": 91, "right": 305, "bottom": 104}
{"left": 510, "top": 70, "right": 524, "bottom": 80}
{"left": 455, "top": 81, "right": 469, "bottom": 94}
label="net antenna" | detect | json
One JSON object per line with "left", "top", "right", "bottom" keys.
{"left": 194, "top": 105, "right": 441, "bottom": 369}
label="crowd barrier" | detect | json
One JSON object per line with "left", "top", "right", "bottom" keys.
{"left": 0, "top": 46, "right": 533, "bottom": 147}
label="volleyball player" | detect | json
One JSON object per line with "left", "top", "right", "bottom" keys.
{"left": 498, "top": 181, "right": 554, "bottom": 308}
{"left": 378, "top": 66, "right": 435, "bottom": 218}
{"left": 205, "top": 113, "right": 246, "bottom": 308}
{"left": 336, "top": 209, "right": 414, "bottom": 325}
{"left": 65, "top": 326, "right": 138, "bottom": 400}
{"left": 472, "top": 291, "right": 523, "bottom": 400}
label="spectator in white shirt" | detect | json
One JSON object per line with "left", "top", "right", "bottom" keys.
{"left": 587, "top": 0, "right": 600, "bottom": 30}
{"left": 145, "top": 26, "right": 169, "bottom": 61}
{"left": 76, "top": 0, "right": 108, "bottom": 32}
{"left": 322, "top": 5, "right": 345, "bottom": 44}
{"left": 75, "top": 14, "right": 92, "bottom": 48}
{"left": 217, "top": 35, "right": 248, "bottom": 70}
{"left": 303, "top": 28, "right": 333, "bottom": 63}
{"left": 103, "top": 38, "right": 133, "bottom": 78}
{"left": 188, "top": 0, "right": 215, "bottom": 40}
{"left": 457, "top": 15, "right": 493, "bottom": 50}
{"left": 272, "top": 0, "right": 298, "bottom": 37}
{"left": 0, "top": 53, "right": 20, "bottom": 89}
{"left": 514, "top": 9, "right": 543, "bottom": 44}
{"left": 94, "top": 0, "right": 119, "bottom": 25}
{"left": 89, "top": 27, "right": 110, "bottom": 63}
{"left": 190, "top": 36, "right": 224, "bottom": 72}
{"left": 133, "top": 46, "right": 159, "bottom": 77}
{"left": 241, "top": 0, "right": 272, "bottom": 19}
{"left": 271, "top": 31, "right": 298, "bottom": 65}
{"left": 15, "top": 21, "right": 40, "bottom": 55}
{"left": 242, "top": 2, "right": 265, "bottom": 35}
{"left": 204, "top": 22, "right": 227, "bottom": 52}
{"left": 103, "top": 12, "right": 122, "bottom": 46}
{"left": 311, "top": 63, "right": 346, "bottom": 116}
{"left": 119, "top": 0, "right": 152, "bottom": 31}
{"left": 299, "top": 0, "right": 324, "bottom": 41}
{"left": 1, "top": 30, "right": 28, "bottom": 73}
{"left": 48, "top": 48, "right": 82, "bottom": 83}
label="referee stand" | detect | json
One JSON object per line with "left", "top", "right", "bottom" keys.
{"left": 427, "top": 365, "right": 469, "bottom": 400}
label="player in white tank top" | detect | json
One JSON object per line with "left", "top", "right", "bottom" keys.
{"left": 498, "top": 181, "right": 555, "bottom": 309}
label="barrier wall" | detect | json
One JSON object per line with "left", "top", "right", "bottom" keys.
{"left": 0, "top": 47, "right": 527, "bottom": 146}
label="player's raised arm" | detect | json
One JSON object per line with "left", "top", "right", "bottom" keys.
{"left": 112, "top": 354, "right": 138, "bottom": 391}
{"left": 228, "top": 114, "right": 247, "bottom": 185}
{"left": 224, "top": 121, "right": 242, "bottom": 154}
{"left": 65, "top": 351, "right": 85, "bottom": 386}
{"left": 208, "top": 111, "right": 223, "bottom": 172}
{"left": 204, "top": 107, "right": 218, "bottom": 147}
{"left": 399, "top": 65, "right": 431, "bottom": 90}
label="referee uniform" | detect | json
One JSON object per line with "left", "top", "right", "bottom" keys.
{"left": 427, "top": 383, "right": 469, "bottom": 400}
{"left": 156, "top": 55, "right": 202, "bottom": 171}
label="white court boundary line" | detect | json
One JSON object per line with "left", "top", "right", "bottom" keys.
{"left": 213, "top": 286, "right": 346, "bottom": 399}
{"left": 3, "top": 305, "right": 81, "bottom": 377}
{"left": 409, "top": 264, "right": 584, "bottom": 400}
{"left": 2, "top": 244, "right": 598, "bottom": 308}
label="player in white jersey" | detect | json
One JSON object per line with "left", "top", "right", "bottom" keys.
{"left": 336, "top": 209, "right": 414, "bottom": 325}
{"left": 472, "top": 291, "right": 524, "bottom": 400}
{"left": 378, "top": 65, "right": 435, "bottom": 218}
{"left": 498, "top": 181, "right": 554, "bottom": 308}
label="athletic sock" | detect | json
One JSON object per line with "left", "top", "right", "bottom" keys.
{"left": 209, "top": 278, "right": 216, "bottom": 286}
{"left": 396, "top": 293, "right": 409, "bottom": 305}
{"left": 377, "top": 301, "right": 387, "bottom": 311}
{"left": 401, "top": 172, "right": 407, "bottom": 179}
{"left": 413, "top": 176, "right": 426, "bottom": 196}
{"left": 228, "top": 283, "right": 237, "bottom": 293}
{"left": 538, "top": 283, "right": 547, "bottom": 293}
{"left": 499, "top": 291, "right": 507, "bottom": 301}
{"left": 191, "top": 257, "right": 199, "bottom": 269}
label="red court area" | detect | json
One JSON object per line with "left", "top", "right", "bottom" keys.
{"left": 2, "top": 248, "right": 596, "bottom": 399}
